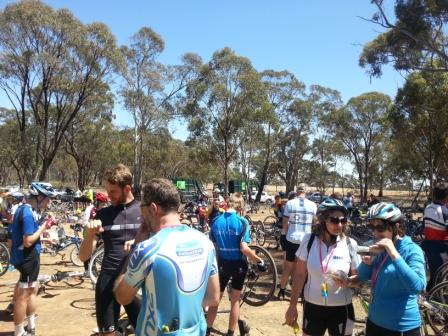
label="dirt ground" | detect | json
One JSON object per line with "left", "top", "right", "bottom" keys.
{"left": 0, "top": 209, "right": 369, "bottom": 336}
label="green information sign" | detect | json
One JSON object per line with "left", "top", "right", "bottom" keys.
{"left": 176, "top": 180, "right": 186, "bottom": 190}
{"left": 241, "top": 181, "right": 246, "bottom": 191}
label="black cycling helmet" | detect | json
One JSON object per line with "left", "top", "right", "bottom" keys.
{"left": 29, "top": 182, "right": 56, "bottom": 198}
{"left": 317, "top": 197, "right": 348, "bottom": 216}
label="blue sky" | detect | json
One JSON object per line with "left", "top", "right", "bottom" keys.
{"left": 0, "top": 0, "right": 403, "bottom": 140}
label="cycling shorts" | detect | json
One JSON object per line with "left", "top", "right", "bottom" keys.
{"left": 95, "top": 271, "right": 140, "bottom": 333}
{"left": 285, "top": 240, "right": 300, "bottom": 262}
{"left": 16, "top": 250, "right": 40, "bottom": 288}
{"left": 303, "top": 301, "right": 355, "bottom": 336}
{"left": 280, "top": 234, "right": 287, "bottom": 251}
{"left": 366, "top": 319, "right": 421, "bottom": 336}
{"left": 218, "top": 259, "right": 248, "bottom": 292}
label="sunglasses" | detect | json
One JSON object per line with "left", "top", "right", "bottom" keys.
{"left": 367, "top": 222, "right": 388, "bottom": 232}
{"left": 328, "top": 216, "right": 348, "bottom": 225}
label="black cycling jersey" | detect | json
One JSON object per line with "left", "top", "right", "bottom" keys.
{"left": 96, "top": 199, "right": 141, "bottom": 275}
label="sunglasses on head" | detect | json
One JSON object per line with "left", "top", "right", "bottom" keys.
{"left": 328, "top": 216, "right": 348, "bottom": 225}
{"left": 367, "top": 221, "right": 388, "bottom": 232}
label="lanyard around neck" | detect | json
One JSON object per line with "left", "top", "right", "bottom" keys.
{"left": 319, "top": 240, "right": 338, "bottom": 274}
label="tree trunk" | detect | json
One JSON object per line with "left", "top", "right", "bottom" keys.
{"left": 256, "top": 125, "right": 271, "bottom": 202}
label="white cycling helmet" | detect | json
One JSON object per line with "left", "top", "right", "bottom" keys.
{"left": 368, "top": 202, "right": 402, "bottom": 223}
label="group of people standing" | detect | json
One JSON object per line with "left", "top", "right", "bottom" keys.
{"left": 5, "top": 166, "right": 445, "bottom": 336}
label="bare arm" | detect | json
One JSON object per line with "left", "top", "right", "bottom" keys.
{"left": 284, "top": 259, "right": 307, "bottom": 326}
{"left": 282, "top": 216, "right": 288, "bottom": 233}
{"left": 23, "top": 225, "right": 47, "bottom": 248}
{"left": 202, "top": 274, "right": 220, "bottom": 307}
{"left": 113, "top": 274, "right": 138, "bottom": 306}
{"left": 79, "top": 220, "right": 101, "bottom": 262}
{"left": 240, "top": 242, "right": 262, "bottom": 263}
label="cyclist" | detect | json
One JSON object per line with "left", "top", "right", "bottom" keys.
{"left": 277, "top": 183, "right": 317, "bottom": 300}
{"left": 342, "top": 192, "right": 354, "bottom": 217}
{"left": 10, "top": 182, "right": 56, "bottom": 336}
{"left": 114, "top": 178, "right": 220, "bottom": 336}
{"left": 206, "top": 192, "right": 263, "bottom": 336}
{"left": 422, "top": 182, "right": 448, "bottom": 291}
{"left": 355, "top": 203, "right": 426, "bottom": 336}
{"left": 285, "top": 198, "right": 360, "bottom": 336}
{"left": 79, "top": 164, "right": 148, "bottom": 336}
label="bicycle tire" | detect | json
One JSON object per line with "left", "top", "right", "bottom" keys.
{"left": 434, "top": 261, "right": 448, "bottom": 285}
{"left": 424, "top": 280, "right": 448, "bottom": 334}
{"left": 263, "top": 215, "right": 277, "bottom": 228}
{"left": 256, "top": 229, "right": 266, "bottom": 246}
{"left": 69, "top": 244, "right": 84, "bottom": 267}
{"left": 88, "top": 246, "right": 104, "bottom": 285}
{"left": 0, "top": 242, "right": 10, "bottom": 277}
{"left": 241, "top": 245, "right": 277, "bottom": 307}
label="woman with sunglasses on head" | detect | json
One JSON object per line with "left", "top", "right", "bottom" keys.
{"left": 357, "top": 203, "right": 426, "bottom": 336}
{"left": 285, "top": 198, "right": 360, "bottom": 336}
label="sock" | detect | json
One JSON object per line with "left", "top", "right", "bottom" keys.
{"left": 27, "top": 314, "right": 36, "bottom": 330}
{"left": 14, "top": 322, "right": 25, "bottom": 336}
{"left": 226, "top": 330, "right": 234, "bottom": 336}
{"left": 206, "top": 327, "right": 212, "bottom": 335}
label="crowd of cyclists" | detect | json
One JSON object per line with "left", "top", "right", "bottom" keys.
{"left": 0, "top": 166, "right": 446, "bottom": 336}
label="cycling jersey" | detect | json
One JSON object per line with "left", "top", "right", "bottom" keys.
{"left": 423, "top": 202, "right": 448, "bottom": 241}
{"left": 209, "top": 211, "right": 250, "bottom": 261}
{"left": 10, "top": 204, "right": 41, "bottom": 266}
{"left": 124, "top": 225, "right": 218, "bottom": 336}
{"left": 96, "top": 199, "right": 141, "bottom": 275}
{"left": 297, "top": 233, "right": 359, "bottom": 306}
{"left": 283, "top": 197, "right": 316, "bottom": 244}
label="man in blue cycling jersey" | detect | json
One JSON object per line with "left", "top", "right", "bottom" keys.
{"left": 114, "top": 178, "right": 220, "bottom": 336}
{"left": 206, "top": 192, "right": 263, "bottom": 336}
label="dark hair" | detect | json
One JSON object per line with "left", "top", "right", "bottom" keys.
{"left": 433, "top": 182, "right": 448, "bottom": 202}
{"left": 141, "top": 178, "right": 180, "bottom": 212}
{"left": 383, "top": 218, "right": 406, "bottom": 238}
{"left": 315, "top": 209, "right": 349, "bottom": 237}
{"left": 103, "top": 164, "right": 133, "bottom": 188}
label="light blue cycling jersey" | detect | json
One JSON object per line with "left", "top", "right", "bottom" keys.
{"left": 124, "top": 225, "right": 218, "bottom": 336}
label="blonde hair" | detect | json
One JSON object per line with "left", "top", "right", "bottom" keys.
{"left": 228, "top": 192, "right": 244, "bottom": 210}
{"left": 103, "top": 164, "right": 133, "bottom": 188}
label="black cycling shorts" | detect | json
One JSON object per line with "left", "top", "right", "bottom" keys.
{"left": 15, "top": 251, "right": 40, "bottom": 288}
{"left": 95, "top": 271, "right": 140, "bottom": 333}
{"left": 303, "top": 301, "right": 355, "bottom": 336}
{"left": 285, "top": 240, "right": 300, "bottom": 262}
{"left": 280, "top": 234, "right": 287, "bottom": 251}
{"left": 366, "top": 319, "right": 421, "bottom": 336}
{"left": 218, "top": 259, "right": 248, "bottom": 292}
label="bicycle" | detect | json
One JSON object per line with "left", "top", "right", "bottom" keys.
{"left": 41, "top": 223, "right": 83, "bottom": 267}
{"left": 0, "top": 241, "right": 11, "bottom": 277}
{"left": 245, "top": 215, "right": 266, "bottom": 246}
{"left": 262, "top": 215, "right": 282, "bottom": 249}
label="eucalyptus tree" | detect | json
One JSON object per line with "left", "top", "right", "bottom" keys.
{"left": 326, "top": 92, "right": 391, "bottom": 202}
{"left": 0, "top": 0, "right": 122, "bottom": 181}
{"left": 391, "top": 70, "right": 448, "bottom": 190}
{"left": 182, "top": 47, "right": 266, "bottom": 195}
{"left": 360, "top": 0, "right": 448, "bottom": 76}
{"left": 120, "top": 27, "right": 199, "bottom": 192}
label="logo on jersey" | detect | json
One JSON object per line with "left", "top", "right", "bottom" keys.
{"left": 129, "top": 237, "right": 160, "bottom": 269}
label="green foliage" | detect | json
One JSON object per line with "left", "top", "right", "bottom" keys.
{"left": 360, "top": 0, "right": 448, "bottom": 76}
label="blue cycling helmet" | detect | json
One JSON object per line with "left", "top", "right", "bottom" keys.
{"left": 317, "top": 197, "right": 348, "bottom": 215}
{"left": 367, "top": 202, "right": 402, "bottom": 223}
{"left": 29, "top": 182, "right": 56, "bottom": 198}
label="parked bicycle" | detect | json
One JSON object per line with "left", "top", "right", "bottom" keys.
{"left": 41, "top": 223, "right": 83, "bottom": 267}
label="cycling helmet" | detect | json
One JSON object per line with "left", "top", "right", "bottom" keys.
{"left": 29, "top": 182, "right": 56, "bottom": 198}
{"left": 95, "top": 192, "right": 108, "bottom": 203}
{"left": 317, "top": 198, "right": 348, "bottom": 215}
{"left": 214, "top": 188, "right": 220, "bottom": 193}
{"left": 367, "top": 202, "right": 402, "bottom": 223}
{"left": 10, "top": 191, "right": 24, "bottom": 201}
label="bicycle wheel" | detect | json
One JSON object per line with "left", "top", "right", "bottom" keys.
{"left": 69, "top": 244, "right": 84, "bottom": 267}
{"left": 424, "top": 280, "right": 448, "bottom": 334}
{"left": 434, "top": 261, "right": 448, "bottom": 285}
{"left": 256, "top": 229, "right": 266, "bottom": 246}
{"left": 0, "top": 242, "right": 10, "bottom": 277}
{"left": 89, "top": 246, "right": 104, "bottom": 285}
{"left": 263, "top": 215, "right": 277, "bottom": 228}
{"left": 241, "top": 245, "right": 277, "bottom": 307}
